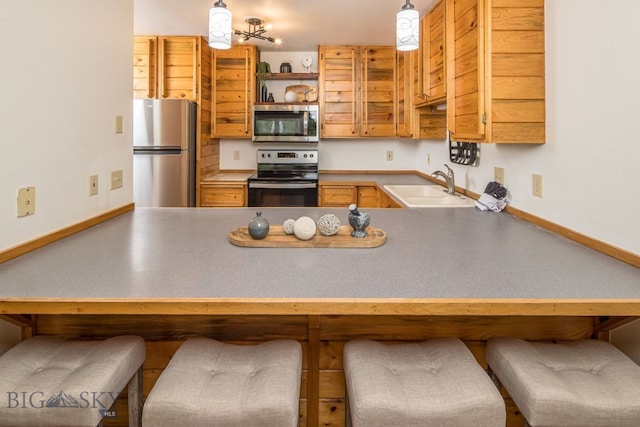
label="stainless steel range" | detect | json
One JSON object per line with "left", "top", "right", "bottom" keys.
{"left": 247, "top": 149, "right": 319, "bottom": 207}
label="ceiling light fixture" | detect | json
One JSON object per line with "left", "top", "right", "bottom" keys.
{"left": 209, "top": 0, "right": 232, "bottom": 50}
{"left": 235, "top": 17, "right": 282, "bottom": 45}
{"left": 396, "top": 0, "right": 419, "bottom": 51}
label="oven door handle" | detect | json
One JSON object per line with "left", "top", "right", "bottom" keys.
{"left": 249, "top": 182, "right": 317, "bottom": 189}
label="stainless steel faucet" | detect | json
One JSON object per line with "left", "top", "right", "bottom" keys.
{"left": 431, "top": 164, "right": 456, "bottom": 195}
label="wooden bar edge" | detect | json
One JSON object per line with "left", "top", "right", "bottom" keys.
{"left": 2, "top": 298, "right": 640, "bottom": 316}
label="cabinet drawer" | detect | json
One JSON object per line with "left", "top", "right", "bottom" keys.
{"left": 357, "top": 186, "right": 379, "bottom": 208}
{"left": 200, "top": 184, "right": 246, "bottom": 207}
{"left": 319, "top": 186, "right": 357, "bottom": 207}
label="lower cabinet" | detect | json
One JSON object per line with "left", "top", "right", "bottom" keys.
{"left": 357, "top": 186, "right": 379, "bottom": 208}
{"left": 319, "top": 185, "right": 357, "bottom": 207}
{"left": 319, "top": 184, "right": 402, "bottom": 208}
{"left": 200, "top": 183, "right": 246, "bottom": 207}
{"left": 378, "top": 189, "right": 403, "bottom": 209}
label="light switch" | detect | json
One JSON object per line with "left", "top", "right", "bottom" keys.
{"left": 111, "top": 170, "right": 123, "bottom": 190}
{"left": 115, "top": 115, "right": 123, "bottom": 134}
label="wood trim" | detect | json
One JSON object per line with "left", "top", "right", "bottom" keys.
{"left": 319, "top": 170, "right": 416, "bottom": 175}
{"left": 2, "top": 298, "right": 640, "bottom": 316}
{"left": 0, "top": 203, "right": 134, "bottom": 264}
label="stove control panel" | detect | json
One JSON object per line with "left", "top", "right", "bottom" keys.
{"left": 256, "top": 149, "right": 318, "bottom": 164}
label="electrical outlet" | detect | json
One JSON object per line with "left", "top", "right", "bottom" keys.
{"left": 494, "top": 167, "right": 505, "bottom": 185}
{"left": 233, "top": 150, "right": 240, "bottom": 161}
{"left": 532, "top": 173, "right": 543, "bottom": 197}
{"left": 386, "top": 150, "right": 393, "bottom": 161}
{"left": 111, "top": 170, "right": 123, "bottom": 190}
{"left": 89, "top": 174, "right": 99, "bottom": 196}
{"left": 17, "top": 186, "right": 36, "bottom": 217}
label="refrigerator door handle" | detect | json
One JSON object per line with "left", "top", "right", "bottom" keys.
{"left": 133, "top": 148, "right": 183, "bottom": 155}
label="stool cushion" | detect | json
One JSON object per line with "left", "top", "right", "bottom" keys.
{"left": 142, "top": 338, "right": 302, "bottom": 427}
{"left": 343, "top": 338, "right": 505, "bottom": 427}
{"left": 486, "top": 337, "right": 640, "bottom": 427}
{"left": 0, "top": 335, "right": 145, "bottom": 426}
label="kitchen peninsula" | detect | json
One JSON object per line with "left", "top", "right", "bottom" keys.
{"left": 1, "top": 207, "right": 639, "bottom": 426}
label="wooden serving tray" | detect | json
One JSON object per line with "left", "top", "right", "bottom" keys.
{"left": 228, "top": 225, "right": 386, "bottom": 248}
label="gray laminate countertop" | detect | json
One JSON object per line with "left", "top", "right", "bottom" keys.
{"left": 1, "top": 208, "right": 638, "bottom": 312}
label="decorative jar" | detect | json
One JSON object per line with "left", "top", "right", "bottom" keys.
{"left": 248, "top": 211, "right": 269, "bottom": 240}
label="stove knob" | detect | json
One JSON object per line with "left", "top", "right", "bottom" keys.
{"left": 303, "top": 154, "right": 308, "bottom": 158}
{"left": 309, "top": 153, "right": 314, "bottom": 158}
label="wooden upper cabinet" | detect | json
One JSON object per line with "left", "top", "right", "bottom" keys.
{"left": 319, "top": 45, "right": 396, "bottom": 138}
{"left": 133, "top": 36, "right": 202, "bottom": 101}
{"left": 424, "top": 0, "right": 447, "bottom": 105}
{"left": 489, "top": 0, "right": 545, "bottom": 143}
{"left": 158, "top": 37, "right": 200, "bottom": 100}
{"left": 133, "top": 36, "right": 157, "bottom": 99}
{"left": 396, "top": 51, "right": 413, "bottom": 138}
{"left": 212, "top": 45, "right": 257, "bottom": 138}
{"left": 411, "top": 17, "right": 428, "bottom": 107}
{"left": 446, "top": 0, "right": 485, "bottom": 141}
{"left": 360, "top": 46, "right": 397, "bottom": 137}
{"left": 445, "top": 0, "right": 545, "bottom": 143}
{"left": 318, "top": 45, "right": 359, "bottom": 137}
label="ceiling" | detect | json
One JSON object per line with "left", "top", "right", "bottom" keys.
{"left": 134, "top": 0, "right": 436, "bottom": 52}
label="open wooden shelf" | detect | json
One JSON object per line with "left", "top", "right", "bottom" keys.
{"left": 257, "top": 73, "right": 319, "bottom": 80}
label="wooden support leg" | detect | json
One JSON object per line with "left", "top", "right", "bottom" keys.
{"left": 128, "top": 367, "right": 143, "bottom": 427}
{"left": 345, "top": 391, "right": 352, "bottom": 427}
{"left": 307, "top": 315, "right": 320, "bottom": 427}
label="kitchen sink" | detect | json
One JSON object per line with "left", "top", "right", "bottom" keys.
{"left": 383, "top": 185, "right": 476, "bottom": 208}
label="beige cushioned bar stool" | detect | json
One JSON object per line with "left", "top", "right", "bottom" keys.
{"left": 486, "top": 337, "right": 640, "bottom": 427}
{"left": 142, "top": 337, "right": 302, "bottom": 427}
{"left": 343, "top": 337, "right": 506, "bottom": 427}
{"left": 0, "top": 335, "right": 145, "bottom": 427}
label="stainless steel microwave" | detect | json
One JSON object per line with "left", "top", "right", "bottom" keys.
{"left": 252, "top": 104, "right": 319, "bottom": 143}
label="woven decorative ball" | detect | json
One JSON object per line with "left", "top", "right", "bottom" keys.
{"left": 283, "top": 219, "right": 296, "bottom": 235}
{"left": 317, "top": 214, "right": 341, "bottom": 236}
{"left": 293, "top": 216, "right": 317, "bottom": 240}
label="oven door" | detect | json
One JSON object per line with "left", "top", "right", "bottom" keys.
{"left": 248, "top": 181, "right": 318, "bottom": 207}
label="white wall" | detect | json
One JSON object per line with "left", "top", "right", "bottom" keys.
{"left": 0, "top": 1, "right": 134, "bottom": 251}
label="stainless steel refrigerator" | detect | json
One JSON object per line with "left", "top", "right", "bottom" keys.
{"left": 133, "top": 99, "right": 196, "bottom": 207}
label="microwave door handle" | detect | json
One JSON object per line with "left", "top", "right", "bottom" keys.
{"left": 303, "top": 111, "right": 308, "bottom": 135}
{"left": 249, "top": 182, "right": 317, "bottom": 189}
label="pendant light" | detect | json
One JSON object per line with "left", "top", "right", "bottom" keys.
{"left": 209, "top": 0, "right": 232, "bottom": 49}
{"left": 396, "top": 0, "right": 419, "bottom": 51}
